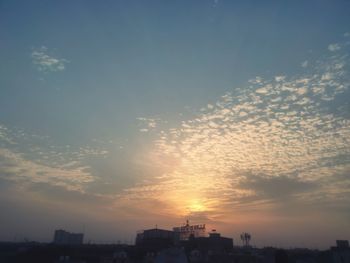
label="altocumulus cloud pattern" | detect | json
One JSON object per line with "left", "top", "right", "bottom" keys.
{"left": 124, "top": 39, "right": 350, "bottom": 218}
{"left": 31, "top": 46, "right": 69, "bottom": 72}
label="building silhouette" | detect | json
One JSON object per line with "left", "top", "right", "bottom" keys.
{"left": 331, "top": 240, "right": 350, "bottom": 263}
{"left": 134, "top": 224, "right": 233, "bottom": 261}
{"left": 173, "top": 220, "right": 206, "bottom": 241}
{"left": 183, "top": 230, "right": 233, "bottom": 256}
{"left": 53, "top": 229, "right": 84, "bottom": 245}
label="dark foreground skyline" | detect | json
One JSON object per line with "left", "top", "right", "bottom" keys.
{"left": 0, "top": 234, "right": 349, "bottom": 263}
{"left": 1, "top": 223, "right": 349, "bottom": 251}
{"left": 1, "top": 0, "right": 350, "bottom": 249}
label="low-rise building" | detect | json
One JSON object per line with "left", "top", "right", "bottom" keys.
{"left": 53, "top": 229, "right": 84, "bottom": 245}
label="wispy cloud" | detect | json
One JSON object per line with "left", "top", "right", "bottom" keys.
{"left": 31, "top": 46, "right": 69, "bottom": 72}
{"left": 0, "top": 148, "right": 93, "bottom": 192}
{"left": 301, "top": 60, "right": 308, "bottom": 68}
{"left": 137, "top": 117, "right": 165, "bottom": 133}
{"left": 0, "top": 124, "right": 108, "bottom": 192}
{"left": 328, "top": 43, "right": 341, "bottom": 52}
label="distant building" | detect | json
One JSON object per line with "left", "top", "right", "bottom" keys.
{"left": 173, "top": 220, "right": 206, "bottom": 241}
{"left": 53, "top": 229, "right": 84, "bottom": 245}
{"left": 134, "top": 223, "right": 233, "bottom": 259}
{"left": 332, "top": 240, "right": 350, "bottom": 263}
{"left": 184, "top": 230, "right": 233, "bottom": 255}
{"left": 135, "top": 228, "right": 175, "bottom": 253}
{"left": 136, "top": 228, "right": 175, "bottom": 244}
{"left": 336, "top": 240, "right": 349, "bottom": 249}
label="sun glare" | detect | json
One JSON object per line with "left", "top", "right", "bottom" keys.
{"left": 187, "top": 199, "right": 206, "bottom": 213}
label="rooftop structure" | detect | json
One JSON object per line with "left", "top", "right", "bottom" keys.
{"left": 173, "top": 220, "right": 206, "bottom": 241}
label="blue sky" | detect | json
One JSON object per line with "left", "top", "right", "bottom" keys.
{"left": 0, "top": 0, "right": 350, "bottom": 248}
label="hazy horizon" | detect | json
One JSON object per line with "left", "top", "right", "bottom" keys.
{"left": 1, "top": 0, "right": 350, "bottom": 249}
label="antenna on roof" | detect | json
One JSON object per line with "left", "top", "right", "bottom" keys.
{"left": 240, "top": 232, "right": 251, "bottom": 247}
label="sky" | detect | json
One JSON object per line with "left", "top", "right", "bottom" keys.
{"left": 0, "top": 0, "right": 350, "bottom": 248}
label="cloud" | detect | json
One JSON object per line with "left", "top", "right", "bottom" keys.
{"left": 207, "top": 104, "right": 214, "bottom": 109}
{"left": 31, "top": 46, "right": 69, "bottom": 72}
{"left": 301, "top": 60, "right": 308, "bottom": 68}
{"left": 0, "top": 148, "right": 93, "bottom": 192}
{"left": 238, "top": 175, "right": 317, "bottom": 200}
{"left": 255, "top": 87, "right": 269, "bottom": 94}
{"left": 0, "top": 124, "right": 108, "bottom": 192}
{"left": 118, "top": 40, "right": 350, "bottom": 221}
{"left": 328, "top": 43, "right": 341, "bottom": 52}
{"left": 275, "top": 76, "right": 286, "bottom": 82}
{"left": 137, "top": 117, "right": 165, "bottom": 133}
